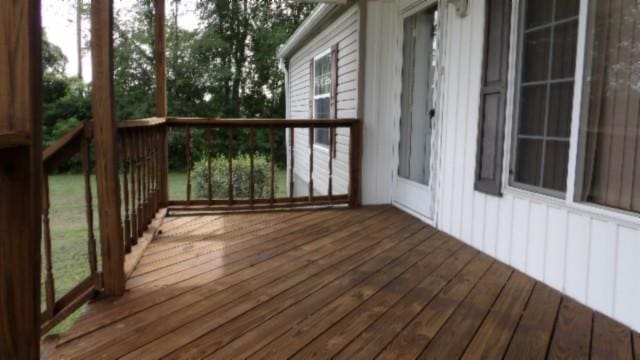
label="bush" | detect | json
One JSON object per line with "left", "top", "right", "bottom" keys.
{"left": 192, "top": 154, "right": 273, "bottom": 199}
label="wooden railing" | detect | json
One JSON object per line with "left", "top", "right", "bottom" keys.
{"left": 40, "top": 121, "right": 98, "bottom": 333}
{"left": 116, "top": 119, "right": 167, "bottom": 256}
{"left": 165, "top": 117, "right": 362, "bottom": 211}
{"left": 34, "top": 116, "right": 361, "bottom": 333}
{"left": 38, "top": 118, "right": 167, "bottom": 333}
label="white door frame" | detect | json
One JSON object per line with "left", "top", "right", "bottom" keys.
{"left": 391, "top": 0, "right": 446, "bottom": 226}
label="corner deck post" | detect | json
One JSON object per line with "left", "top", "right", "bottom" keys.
{"left": 0, "top": 0, "right": 43, "bottom": 357}
{"left": 91, "top": 0, "right": 126, "bottom": 296}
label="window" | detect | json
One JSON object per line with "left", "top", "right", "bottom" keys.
{"left": 578, "top": 0, "right": 640, "bottom": 214}
{"left": 313, "top": 52, "right": 331, "bottom": 146}
{"left": 510, "top": 0, "right": 579, "bottom": 195}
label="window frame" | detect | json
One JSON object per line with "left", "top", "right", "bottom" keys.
{"left": 312, "top": 49, "right": 332, "bottom": 148}
{"left": 502, "top": 0, "right": 640, "bottom": 225}
{"left": 508, "top": 0, "right": 579, "bottom": 199}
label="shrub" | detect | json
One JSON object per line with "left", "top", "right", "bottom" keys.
{"left": 192, "top": 154, "right": 273, "bottom": 199}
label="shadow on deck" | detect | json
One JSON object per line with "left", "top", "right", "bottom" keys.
{"left": 47, "top": 206, "right": 639, "bottom": 359}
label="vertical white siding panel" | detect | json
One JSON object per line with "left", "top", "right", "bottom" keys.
{"left": 565, "top": 212, "right": 591, "bottom": 302}
{"left": 483, "top": 195, "right": 500, "bottom": 257}
{"left": 472, "top": 193, "right": 486, "bottom": 249}
{"left": 527, "top": 202, "right": 547, "bottom": 280}
{"left": 587, "top": 220, "right": 617, "bottom": 316}
{"left": 511, "top": 198, "right": 530, "bottom": 271}
{"left": 545, "top": 207, "right": 568, "bottom": 291}
{"left": 449, "top": 6, "right": 473, "bottom": 238}
{"left": 615, "top": 226, "right": 640, "bottom": 331}
{"left": 495, "top": 195, "right": 514, "bottom": 263}
{"left": 461, "top": 0, "right": 485, "bottom": 244}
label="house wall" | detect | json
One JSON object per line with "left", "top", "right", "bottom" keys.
{"left": 286, "top": 5, "right": 360, "bottom": 196}
{"left": 363, "top": 0, "right": 640, "bottom": 332}
{"left": 433, "top": 0, "right": 640, "bottom": 332}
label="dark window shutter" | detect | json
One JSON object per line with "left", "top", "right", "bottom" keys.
{"left": 309, "top": 58, "right": 314, "bottom": 118}
{"left": 330, "top": 43, "right": 339, "bottom": 157}
{"left": 474, "top": 0, "right": 512, "bottom": 196}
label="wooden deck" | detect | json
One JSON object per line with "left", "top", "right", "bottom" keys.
{"left": 49, "top": 206, "right": 639, "bottom": 359}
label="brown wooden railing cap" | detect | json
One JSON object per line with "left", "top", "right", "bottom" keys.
{"left": 117, "top": 117, "right": 166, "bottom": 129}
{"left": 0, "top": 131, "right": 31, "bottom": 149}
{"left": 167, "top": 117, "right": 361, "bottom": 128}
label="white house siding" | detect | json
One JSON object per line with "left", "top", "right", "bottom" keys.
{"left": 431, "top": 0, "right": 640, "bottom": 332}
{"left": 286, "top": 5, "right": 359, "bottom": 197}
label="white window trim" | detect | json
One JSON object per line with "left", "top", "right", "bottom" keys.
{"left": 313, "top": 49, "right": 332, "bottom": 148}
{"left": 501, "top": 0, "right": 640, "bottom": 228}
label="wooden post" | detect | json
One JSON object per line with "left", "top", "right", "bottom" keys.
{"left": 154, "top": 0, "right": 167, "bottom": 117}
{"left": 0, "top": 0, "right": 43, "bottom": 357}
{"left": 154, "top": 0, "right": 169, "bottom": 206}
{"left": 91, "top": 0, "right": 125, "bottom": 296}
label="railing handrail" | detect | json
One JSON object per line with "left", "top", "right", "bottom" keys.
{"left": 0, "top": 131, "right": 31, "bottom": 149}
{"left": 117, "top": 117, "right": 166, "bottom": 129}
{"left": 42, "top": 122, "right": 89, "bottom": 171}
{"left": 167, "top": 117, "right": 361, "bottom": 128}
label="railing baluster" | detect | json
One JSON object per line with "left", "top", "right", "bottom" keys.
{"left": 156, "top": 127, "right": 161, "bottom": 210}
{"left": 81, "top": 134, "right": 98, "bottom": 274}
{"left": 228, "top": 128, "right": 233, "bottom": 203}
{"left": 186, "top": 126, "right": 192, "bottom": 204}
{"left": 289, "top": 127, "right": 295, "bottom": 198}
{"left": 329, "top": 126, "right": 334, "bottom": 201}
{"left": 143, "top": 129, "right": 150, "bottom": 225}
{"left": 122, "top": 133, "right": 132, "bottom": 254}
{"left": 130, "top": 131, "right": 138, "bottom": 245}
{"left": 42, "top": 174, "right": 55, "bottom": 319}
{"left": 146, "top": 128, "right": 154, "bottom": 219}
{"left": 308, "top": 126, "right": 314, "bottom": 201}
{"left": 151, "top": 128, "right": 157, "bottom": 215}
{"left": 148, "top": 129, "right": 155, "bottom": 216}
{"left": 249, "top": 128, "right": 255, "bottom": 205}
{"left": 207, "top": 128, "right": 213, "bottom": 204}
{"left": 136, "top": 131, "right": 143, "bottom": 238}
{"left": 269, "top": 127, "right": 275, "bottom": 204}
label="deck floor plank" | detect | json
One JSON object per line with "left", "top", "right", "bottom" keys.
{"left": 215, "top": 232, "right": 459, "bottom": 360}
{"left": 49, "top": 206, "right": 640, "bottom": 360}
{"left": 416, "top": 262, "right": 513, "bottom": 359}
{"left": 462, "top": 271, "right": 536, "bottom": 359}
{"left": 286, "top": 245, "right": 478, "bottom": 360}
{"left": 504, "top": 282, "right": 563, "bottom": 360}
{"left": 56, "top": 208, "right": 394, "bottom": 357}
{"left": 547, "top": 297, "right": 593, "bottom": 360}
{"left": 591, "top": 312, "right": 634, "bottom": 360}
{"left": 140, "top": 220, "right": 429, "bottom": 359}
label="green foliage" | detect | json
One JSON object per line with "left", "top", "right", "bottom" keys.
{"left": 41, "top": 0, "right": 314, "bottom": 172}
{"left": 192, "top": 154, "right": 273, "bottom": 199}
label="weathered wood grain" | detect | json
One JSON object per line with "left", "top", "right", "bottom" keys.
{"left": 91, "top": 0, "right": 125, "bottom": 296}
{"left": 0, "top": 0, "right": 43, "bottom": 357}
{"left": 50, "top": 207, "right": 640, "bottom": 359}
{"left": 504, "top": 283, "right": 562, "bottom": 360}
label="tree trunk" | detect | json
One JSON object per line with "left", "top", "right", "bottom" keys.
{"left": 76, "top": 0, "right": 83, "bottom": 79}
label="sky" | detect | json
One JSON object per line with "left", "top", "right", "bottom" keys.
{"left": 42, "top": 0, "right": 200, "bottom": 81}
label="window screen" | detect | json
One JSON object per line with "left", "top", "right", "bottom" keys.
{"left": 511, "top": 0, "right": 579, "bottom": 194}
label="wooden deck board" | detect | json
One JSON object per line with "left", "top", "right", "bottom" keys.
{"left": 49, "top": 206, "right": 640, "bottom": 359}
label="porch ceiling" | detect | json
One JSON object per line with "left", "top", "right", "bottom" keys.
{"left": 46, "top": 206, "right": 639, "bottom": 359}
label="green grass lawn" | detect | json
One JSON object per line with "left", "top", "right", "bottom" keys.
{"left": 44, "top": 169, "right": 287, "bottom": 336}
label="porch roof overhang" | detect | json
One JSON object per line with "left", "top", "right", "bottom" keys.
{"left": 277, "top": 3, "right": 348, "bottom": 61}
